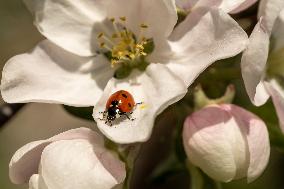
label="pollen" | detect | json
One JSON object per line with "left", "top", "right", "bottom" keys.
{"left": 97, "top": 16, "right": 151, "bottom": 67}
{"left": 139, "top": 103, "right": 148, "bottom": 110}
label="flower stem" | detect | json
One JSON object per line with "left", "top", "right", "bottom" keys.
{"left": 186, "top": 161, "right": 204, "bottom": 189}
{"left": 215, "top": 181, "right": 223, "bottom": 189}
{"left": 121, "top": 144, "right": 141, "bottom": 189}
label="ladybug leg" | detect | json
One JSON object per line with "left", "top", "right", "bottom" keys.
{"left": 122, "top": 112, "right": 135, "bottom": 121}
{"left": 134, "top": 102, "right": 143, "bottom": 109}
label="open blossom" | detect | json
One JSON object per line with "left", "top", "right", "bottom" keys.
{"left": 1, "top": 0, "right": 248, "bottom": 143}
{"left": 9, "top": 128, "right": 126, "bottom": 189}
{"left": 241, "top": 0, "right": 284, "bottom": 131}
{"left": 183, "top": 104, "right": 270, "bottom": 182}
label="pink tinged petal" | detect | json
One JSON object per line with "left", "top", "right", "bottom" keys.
{"left": 176, "top": 0, "right": 199, "bottom": 10}
{"left": 40, "top": 139, "right": 125, "bottom": 189}
{"left": 183, "top": 104, "right": 270, "bottom": 182}
{"left": 183, "top": 105, "right": 248, "bottom": 182}
{"left": 93, "top": 64, "right": 187, "bottom": 144}
{"left": 228, "top": 104, "right": 270, "bottom": 183}
{"left": 265, "top": 80, "right": 284, "bottom": 133}
{"left": 241, "top": 20, "right": 270, "bottom": 106}
{"left": 258, "top": 0, "right": 284, "bottom": 33}
{"left": 1, "top": 40, "right": 113, "bottom": 107}
{"left": 187, "top": 0, "right": 254, "bottom": 13}
{"left": 230, "top": 0, "right": 258, "bottom": 14}
{"left": 193, "top": 0, "right": 250, "bottom": 13}
{"left": 168, "top": 8, "right": 248, "bottom": 87}
{"left": 24, "top": 0, "right": 107, "bottom": 56}
{"left": 9, "top": 140, "right": 49, "bottom": 184}
{"left": 9, "top": 128, "right": 104, "bottom": 184}
{"left": 272, "top": 10, "right": 284, "bottom": 51}
{"left": 218, "top": 0, "right": 248, "bottom": 13}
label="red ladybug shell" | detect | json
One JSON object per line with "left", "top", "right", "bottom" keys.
{"left": 106, "top": 90, "right": 135, "bottom": 113}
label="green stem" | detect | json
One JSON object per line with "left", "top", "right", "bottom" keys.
{"left": 186, "top": 161, "right": 204, "bottom": 189}
{"left": 121, "top": 144, "right": 141, "bottom": 189}
{"left": 215, "top": 181, "right": 223, "bottom": 189}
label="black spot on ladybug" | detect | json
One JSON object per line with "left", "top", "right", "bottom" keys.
{"left": 122, "top": 93, "right": 128, "bottom": 98}
{"left": 128, "top": 103, "right": 132, "bottom": 107}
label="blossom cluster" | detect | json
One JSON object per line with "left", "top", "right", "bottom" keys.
{"left": 1, "top": 0, "right": 284, "bottom": 188}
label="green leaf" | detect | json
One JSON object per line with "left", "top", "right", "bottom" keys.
{"left": 63, "top": 105, "right": 93, "bottom": 120}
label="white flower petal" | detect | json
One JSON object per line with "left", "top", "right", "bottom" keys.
{"left": 24, "top": 0, "right": 107, "bottom": 56}
{"left": 29, "top": 174, "right": 48, "bottom": 189}
{"left": 168, "top": 8, "right": 248, "bottom": 86}
{"left": 272, "top": 10, "right": 284, "bottom": 51}
{"left": 29, "top": 174, "right": 40, "bottom": 189}
{"left": 40, "top": 139, "right": 125, "bottom": 189}
{"left": 230, "top": 0, "right": 258, "bottom": 14}
{"left": 265, "top": 80, "right": 284, "bottom": 133}
{"left": 258, "top": 0, "right": 284, "bottom": 33}
{"left": 24, "top": 0, "right": 177, "bottom": 56}
{"left": 229, "top": 105, "right": 270, "bottom": 183}
{"left": 241, "top": 20, "right": 270, "bottom": 106}
{"left": 93, "top": 64, "right": 187, "bottom": 144}
{"left": 1, "top": 40, "right": 113, "bottom": 107}
{"left": 106, "top": 0, "right": 177, "bottom": 39}
{"left": 9, "top": 128, "right": 104, "bottom": 184}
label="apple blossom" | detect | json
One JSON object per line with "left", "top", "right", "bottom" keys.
{"left": 9, "top": 127, "right": 126, "bottom": 189}
{"left": 1, "top": 0, "right": 248, "bottom": 143}
{"left": 241, "top": 0, "right": 284, "bottom": 131}
{"left": 183, "top": 104, "right": 270, "bottom": 183}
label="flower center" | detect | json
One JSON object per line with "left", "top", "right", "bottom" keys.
{"left": 97, "top": 17, "right": 153, "bottom": 68}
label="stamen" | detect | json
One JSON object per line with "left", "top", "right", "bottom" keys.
{"left": 102, "top": 35, "right": 115, "bottom": 46}
{"left": 119, "top": 16, "right": 126, "bottom": 22}
{"left": 138, "top": 24, "right": 149, "bottom": 43}
{"left": 97, "top": 32, "right": 104, "bottom": 39}
{"left": 99, "top": 42, "right": 112, "bottom": 51}
{"left": 97, "top": 16, "right": 151, "bottom": 67}
{"left": 110, "top": 17, "right": 120, "bottom": 35}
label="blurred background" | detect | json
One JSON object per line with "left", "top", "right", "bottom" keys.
{"left": 1, "top": 1, "right": 284, "bottom": 189}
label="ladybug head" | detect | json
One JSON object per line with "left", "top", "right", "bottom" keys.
{"left": 106, "top": 105, "right": 121, "bottom": 122}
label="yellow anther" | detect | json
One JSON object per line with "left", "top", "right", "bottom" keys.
{"left": 110, "top": 18, "right": 115, "bottom": 23}
{"left": 97, "top": 32, "right": 104, "bottom": 39}
{"left": 100, "top": 42, "right": 105, "bottom": 48}
{"left": 112, "top": 33, "right": 118, "bottom": 38}
{"left": 140, "top": 24, "right": 148, "bottom": 29}
{"left": 119, "top": 16, "right": 126, "bottom": 22}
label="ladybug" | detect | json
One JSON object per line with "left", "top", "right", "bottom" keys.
{"left": 99, "top": 90, "right": 141, "bottom": 126}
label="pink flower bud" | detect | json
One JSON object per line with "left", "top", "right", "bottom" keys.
{"left": 183, "top": 104, "right": 270, "bottom": 183}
